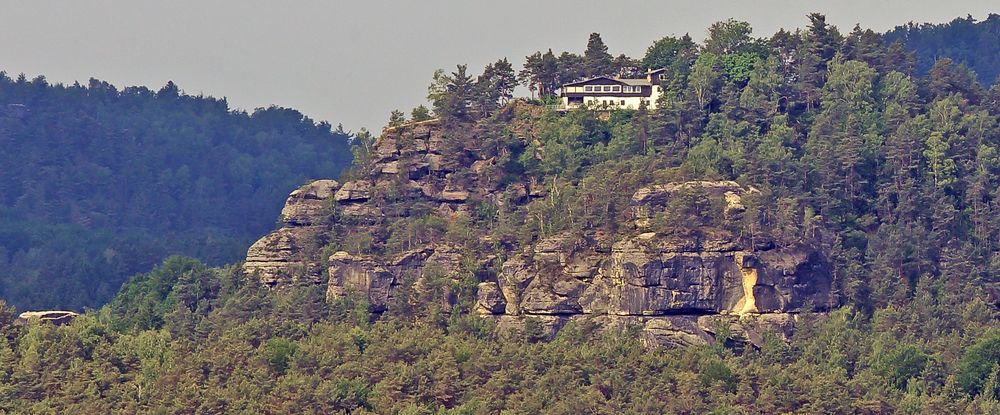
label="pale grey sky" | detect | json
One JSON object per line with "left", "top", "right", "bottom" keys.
{"left": 0, "top": 1, "right": 996, "bottom": 132}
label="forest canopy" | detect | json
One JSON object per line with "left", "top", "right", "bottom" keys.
{"left": 0, "top": 75, "right": 353, "bottom": 310}
{"left": 885, "top": 14, "right": 1000, "bottom": 87}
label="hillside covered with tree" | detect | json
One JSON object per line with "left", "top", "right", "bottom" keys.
{"left": 0, "top": 75, "right": 353, "bottom": 310}
{"left": 4, "top": 12, "right": 1000, "bottom": 414}
{"left": 885, "top": 13, "right": 1000, "bottom": 87}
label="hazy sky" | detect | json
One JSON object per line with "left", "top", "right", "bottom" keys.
{"left": 0, "top": 1, "right": 996, "bottom": 132}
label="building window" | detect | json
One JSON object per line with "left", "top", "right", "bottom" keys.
{"left": 584, "top": 86, "right": 592, "bottom": 92}
{"left": 621, "top": 100, "right": 626, "bottom": 105}
{"left": 603, "top": 86, "right": 612, "bottom": 92}
{"left": 612, "top": 85, "right": 621, "bottom": 92}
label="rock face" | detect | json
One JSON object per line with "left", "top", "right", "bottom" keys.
{"left": 281, "top": 180, "right": 339, "bottom": 226}
{"left": 984, "top": 282, "right": 1000, "bottom": 308}
{"left": 16, "top": 311, "right": 79, "bottom": 326}
{"left": 476, "top": 226, "right": 834, "bottom": 347}
{"left": 334, "top": 181, "right": 372, "bottom": 203}
{"left": 243, "top": 180, "right": 338, "bottom": 286}
{"left": 326, "top": 251, "right": 399, "bottom": 312}
{"left": 631, "top": 181, "right": 756, "bottom": 226}
{"left": 243, "top": 118, "right": 838, "bottom": 348}
{"left": 324, "top": 244, "right": 480, "bottom": 314}
{"left": 575, "top": 235, "right": 833, "bottom": 316}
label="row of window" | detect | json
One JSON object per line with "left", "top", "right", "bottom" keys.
{"left": 585, "top": 98, "right": 652, "bottom": 107}
{"left": 583, "top": 85, "right": 643, "bottom": 93}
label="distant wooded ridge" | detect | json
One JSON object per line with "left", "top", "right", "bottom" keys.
{"left": 0, "top": 76, "right": 354, "bottom": 310}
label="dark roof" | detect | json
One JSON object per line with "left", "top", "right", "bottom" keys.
{"left": 561, "top": 76, "right": 623, "bottom": 87}
{"left": 562, "top": 76, "right": 653, "bottom": 88}
{"left": 619, "top": 79, "right": 651, "bottom": 86}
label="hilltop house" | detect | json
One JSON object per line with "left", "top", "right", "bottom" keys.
{"left": 559, "top": 69, "right": 666, "bottom": 110}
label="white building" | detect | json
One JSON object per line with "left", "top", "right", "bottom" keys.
{"left": 559, "top": 69, "right": 666, "bottom": 110}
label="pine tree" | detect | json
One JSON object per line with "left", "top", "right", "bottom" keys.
{"left": 841, "top": 25, "right": 885, "bottom": 69}
{"left": 583, "top": 33, "right": 614, "bottom": 78}
{"left": 520, "top": 50, "right": 560, "bottom": 98}
{"left": 796, "top": 14, "right": 842, "bottom": 111}
{"left": 411, "top": 105, "right": 432, "bottom": 121}
{"left": 388, "top": 110, "right": 406, "bottom": 128}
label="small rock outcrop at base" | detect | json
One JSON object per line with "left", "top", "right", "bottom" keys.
{"left": 16, "top": 311, "right": 79, "bottom": 326}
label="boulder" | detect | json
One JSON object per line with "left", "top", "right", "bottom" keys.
{"left": 632, "top": 181, "right": 745, "bottom": 205}
{"left": 489, "top": 314, "right": 572, "bottom": 340}
{"left": 326, "top": 251, "right": 396, "bottom": 311}
{"left": 244, "top": 226, "right": 324, "bottom": 286}
{"left": 984, "top": 281, "right": 1000, "bottom": 307}
{"left": 631, "top": 181, "right": 758, "bottom": 227}
{"left": 374, "top": 136, "right": 398, "bottom": 162}
{"left": 438, "top": 184, "right": 471, "bottom": 202}
{"left": 412, "top": 125, "right": 433, "bottom": 140}
{"left": 476, "top": 282, "right": 507, "bottom": 314}
{"left": 641, "top": 316, "right": 715, "bottom": 348}
{"left": 427, "top": 131, "right": 446, "bottom": 154}
{"left": 378, "top": 160, "right": 400, "bottom": 175}
{"left": 698, "top": 313, "right": 800, "bottom": 348}
{"left": 334, "top": 181, "right": 373, "bottom": 203}
{"left": 281, "top": 180, "right": 339, "bottom": 226}
{"left": 16, "top": 310, "right": 79, "bottom": 326}
{"left": 340, "top": 204, "right": 384, "bottom": 218}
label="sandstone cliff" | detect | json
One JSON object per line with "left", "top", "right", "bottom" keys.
{"left": 243, "top": 115, "right": 838, "bottom": 348}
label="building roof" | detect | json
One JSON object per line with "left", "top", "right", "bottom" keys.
{"left": 562, "top": 76, "right": 651, "bottom": 88}
{"left": 561, "top": 76, "right": 620, "bottom": 87}
{"left": 619, "top": 79, "right": 651, "bottom": 86}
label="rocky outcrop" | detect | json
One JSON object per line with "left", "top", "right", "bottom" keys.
{"left": 281, "top": 180, "right": 339, "bottom": 225}
{"left": 326, "top": 251, "right": 399, "bottom": 311}
{"left": 16, "top": 311, "right": 79, "bottom": 326}
{"left": 243, "top": 118, "right": 838, "bottom": 349}
{"left": 576, "top": 233, "right": 833, "bottom": 316}
{"left": 631, "top": 181, "right": 757, "bottom": 226}
{"left": 334, "top": 181, "right": 372, "bottom": 203}
{"left": 984, "top": 281, "right": 1000, "bottom": 308}
{"left": 476, "top": 282, "right": 507, "bottom": 314}
{"left": 325, "top": 244, "right": 478, "bottom": 313}
{"left": 244, "top": 181, "right": 336, "bottom": 286}
{"left": 478, "top": 226, "right": 833, "bottom": 347}
{"left": 245, "top": 227, "right": 325, "bottom": 286}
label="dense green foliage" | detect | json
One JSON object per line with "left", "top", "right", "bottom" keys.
{"left": 0, "top": 75, "right": 352, "bottom": 310}
{"left": 0, "top": 256, "right": 997, "bottom": 414}
{"left": 885, "top": 14, "right": 1000, "bottom": 86}
{"left": 6, "top": 13, "right": 1000, "bottom": 413}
